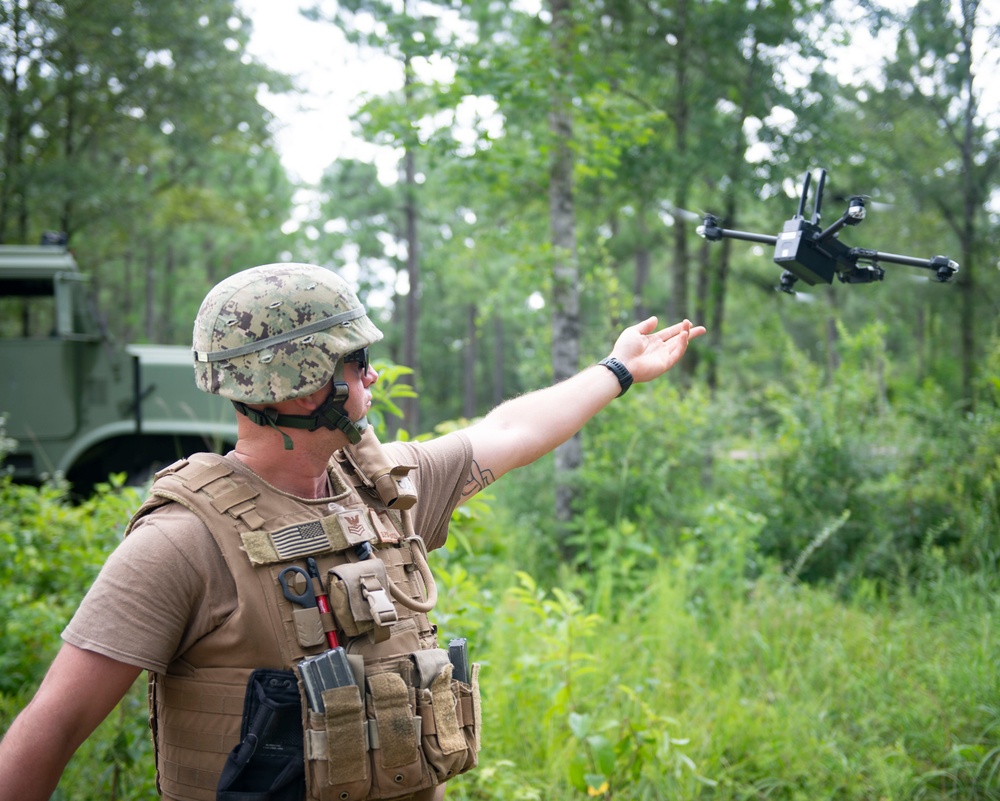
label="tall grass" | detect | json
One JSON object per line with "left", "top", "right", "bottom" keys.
{"left": 438, "top": 493, "right": 1000, "bottom": 801}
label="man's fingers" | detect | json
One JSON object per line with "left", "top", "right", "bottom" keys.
{"left": 660, "top": 321, "right": 707, "bottom": 343}
{"left": 655, "top": 319, "right": 692, "bottom": 341}
{"left": 635, "top": 316, "right": 659, "bottom": 334}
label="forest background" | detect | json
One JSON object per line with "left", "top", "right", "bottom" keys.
{"left": 1, "top": 0, "right": 999, "bottom": 798}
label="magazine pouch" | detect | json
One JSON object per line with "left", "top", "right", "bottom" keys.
{"left": 413, "top": 650, "right": 481, "bottom": 783}
{"left": 365, "top": 658, "right": 434, "bottom": 799}
{"left": 303, "top": 681, "right": 372, "bottom": 801}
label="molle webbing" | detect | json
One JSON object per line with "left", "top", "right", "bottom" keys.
{"left": 166, "top": 455, "right": 267, "bottom": 531}
{"left": 152, "top": 670, "right": 253, "bottom": 801}
{"left": 132, "top": 451, "right": 455, "bottom": 801}
{"left": 126, "top": 455, "right": 268, "bottom": 536}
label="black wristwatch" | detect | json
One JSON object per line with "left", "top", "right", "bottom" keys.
{"left": 598, "top": 357, "right": 633, "bottom": 397}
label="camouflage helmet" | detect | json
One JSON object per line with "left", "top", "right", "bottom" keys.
{"left": 192, "top": 263, "right": 383, "bottom": 404}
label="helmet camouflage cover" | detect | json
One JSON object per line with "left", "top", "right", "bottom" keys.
{"left": 192, "top": 263, "right": 383, "bottom": 404}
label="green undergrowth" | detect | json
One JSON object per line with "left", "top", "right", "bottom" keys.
{"left": 1, "top": 367, "right": 998, "bottom": 800}
{"left": 436, "top": 503, "right": 1000, "bottom": 801}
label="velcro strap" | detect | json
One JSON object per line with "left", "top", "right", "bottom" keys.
{"left": 460, "top": 694, "right": 475, "bottom": 728}
{"left": 234, "top": 505, "right": 267, "bottom": 532}
{"left": 306, "top": 720, "right": 374, "bottom": 759}
{"left": 210, "top": 483, "right": 259, "bottom": 515}
{"left": 179, "top": 458, "right": 233, "bottom": 491}
{"left": 368, "top": 672, "right": 417, "bottom": 768}
{"left": 322, "top": 685, "right": 369, "bottom": 785}
{"left": 367, "top": 714, "right": 421, "bottom": 751}
{"left": 419, "top": 694, "right": 473, "bottom": 735}
{"left": 411, "top": 649, "right": 451, "bottom": 691}
{"left": 429, "top": 668, "right": 466, "bottom": 755}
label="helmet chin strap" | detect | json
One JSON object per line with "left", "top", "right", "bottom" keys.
{"left": 231, "top": 373, "right": 368, "bottom": 449}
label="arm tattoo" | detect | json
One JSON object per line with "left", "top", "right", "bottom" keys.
{"left": 462, "top": 460, "right": 495, "bottom": 498}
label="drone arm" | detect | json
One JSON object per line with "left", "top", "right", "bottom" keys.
{"left": 850, "top": 248, "right": 959, "bottom": 281}
{"left": 697, "top": 216, "right": 777, "bottom": 245}
{"left": 715, "top": 229, "right": 778, "bottom": 245}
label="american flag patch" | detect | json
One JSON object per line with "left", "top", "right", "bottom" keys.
{"left": 269, "top": 520, "right": 332, "bottom": 560}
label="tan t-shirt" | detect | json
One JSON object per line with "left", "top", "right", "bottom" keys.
{"left": 62, "top": 433, "right": 473, "bottom": 674}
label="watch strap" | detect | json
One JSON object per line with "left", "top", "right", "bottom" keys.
{"left": 598, "top": 357, "right": 633, "bottom": 397}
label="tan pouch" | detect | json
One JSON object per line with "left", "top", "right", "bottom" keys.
{"left": 329, "top": 560, "right": 398, "bottom": 642}
{"left": 416, "top": 657, "right": 481, "bottom": 782}
{"left": 365, "top": 670, "right": 433, "bottom": 799}
{"left": 293, "top": 606, "right": 327, "bottom": 649}
{"left": 303, "top": 683, "right": 372, "bottom": 801}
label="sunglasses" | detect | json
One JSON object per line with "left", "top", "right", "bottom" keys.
{"left": 343, "top": 347, "right": 370, "bottom": 375}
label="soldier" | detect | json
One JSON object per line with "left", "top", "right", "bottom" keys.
{"left": 0, "top": 263, "right": 704, "bottom": 801}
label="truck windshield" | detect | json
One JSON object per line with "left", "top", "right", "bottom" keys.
{"left": 0, "top": 292, "right": 57, "bottom": 338}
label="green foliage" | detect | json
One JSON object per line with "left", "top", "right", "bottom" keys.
{"left": 367, "top": 358, "right": 419, "bottom": 434}
{"left": 0, "top": 474, "right": 141, "bottom": 695}
{"left": 439, "top": 490, "right": 1000, "bottom": 800}
{"left": 3, "top": 372, "right": 1000, "bottom": 798}
{"left": 0, "top": 0, "right": 299, "bottom": 344}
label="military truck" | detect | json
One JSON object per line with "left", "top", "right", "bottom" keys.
{"left": 0, "top": 242, "right": 237, "bottom": 493}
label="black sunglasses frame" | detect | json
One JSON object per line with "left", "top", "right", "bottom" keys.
{"left": 343, "top": 347, "right": 370, "bottom": 375}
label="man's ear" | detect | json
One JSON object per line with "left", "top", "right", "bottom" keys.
{"left": 292, "top": 382, "right": 333, "bottom": 413}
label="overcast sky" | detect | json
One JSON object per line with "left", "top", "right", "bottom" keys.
{"left": 239, "top": 0, "right": 401, "bottom": 185}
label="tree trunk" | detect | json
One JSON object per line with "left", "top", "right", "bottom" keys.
{"left": 145, "top": 237, "right": 156, "bottom": 342}
{"left": 548, "top": 0, "right": 581, "bottom": 554}
{"left": 401, "top": 41, "right": 421, "bottom": 431}
{"left": 463, "top": 303, "right": 477, "bottom": 419}
{"left": 667, "top": 0, "right": 691, "bottom": 334}
{"left": 633, "top": 213, "right": 651, "bottom": 323}
{"left": 492, "top": 313, "right": 505, "bottom": 408}
{"left": 704, "top": 191, "right": 737, "bottom": 394}
{"left": 0, "top": 3, "right": 27, "bottom": 243}
{"left": 402, "top": 144, "right": 420, "bottom": 431}
{"left": 956, "top": 0, "right": 978, "bottom": 406}
{"left": 164, "top": 239, "right": 176, "bottom": 343}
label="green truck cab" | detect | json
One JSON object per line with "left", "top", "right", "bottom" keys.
{"left": 0, "top": 243, "right": 237, "bottom": 493}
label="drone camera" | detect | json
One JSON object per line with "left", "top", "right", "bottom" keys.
{"left": 838, "top": 264, "right": 885, "bottom": 284}
{"left": 778, "top": 270, "right": 798, "bottom": 294}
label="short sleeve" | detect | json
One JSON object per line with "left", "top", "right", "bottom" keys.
{"left": 62, "top": 504, "right": 236, "bottom": 674}
{"left": 383, "top": 432, "right": 472, "bottom": 551}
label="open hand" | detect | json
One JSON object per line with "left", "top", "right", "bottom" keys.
{"left": 609, "top": 317, "right": 706, "bottom": 384}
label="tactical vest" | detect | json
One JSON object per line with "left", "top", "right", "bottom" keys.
{"left": 125, "top": 439, "right": 480, "bottom": 801}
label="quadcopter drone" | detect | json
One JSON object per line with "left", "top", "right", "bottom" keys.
{"left": 696, "top": 168, "right": 959, "bottom": 294}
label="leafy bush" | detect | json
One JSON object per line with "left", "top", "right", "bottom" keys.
{"left": 0, "top": 474, "right": 141, "bottom": 695}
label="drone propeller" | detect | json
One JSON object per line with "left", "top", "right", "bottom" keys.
{"left": 830, "top": 192, "right": 894, "bottom": 212}
{"left": 661, "top": 203, "right": 704, "bottom": 224}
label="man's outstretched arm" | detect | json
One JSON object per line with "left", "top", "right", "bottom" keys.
{"left": 459, "top": 317, "right": 705, "bottom": 500}
{"left": 0, "top": 642, "right": 143, "bottom": 801}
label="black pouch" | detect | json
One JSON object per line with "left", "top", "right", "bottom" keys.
{"left": 217, "top": 669, "right": 306, "bottom": 801}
